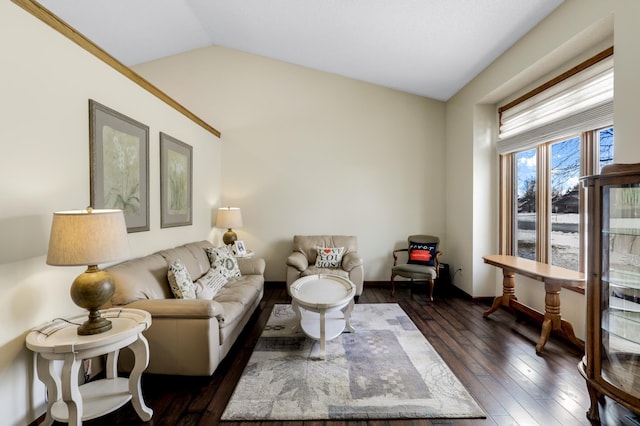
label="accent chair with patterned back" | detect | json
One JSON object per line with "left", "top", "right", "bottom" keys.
{"left": 391, "top": 235, "right": 441, "bottom": 301}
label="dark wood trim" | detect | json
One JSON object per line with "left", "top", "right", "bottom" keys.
{"left": 564, "top": 284, "right": 585, "bottom": 295}
{"left": 11, "top": 0, "right": 221, "bottom": 139}
{"left": 498, "top": 46, "right": 614, "bottom": 114}
{"left": 472, "top": 296, "right": 495, "bottom": 304}
{"left": 363, "top": 280, "right": 393, "bottom": 287}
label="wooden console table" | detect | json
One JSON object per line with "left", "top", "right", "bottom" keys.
{"left": 483, "top": 254, "right": 585, "bottom": 354}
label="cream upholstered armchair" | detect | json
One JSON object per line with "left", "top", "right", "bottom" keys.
{"left": 286, "top": 235, "right": 364, "bottom": 297}
{"left": 391, "top": 235, "right": 441, "bottom": 301}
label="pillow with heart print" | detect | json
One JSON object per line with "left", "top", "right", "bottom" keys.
{"left": 314, "top": 246, "right": 345, "bottom": 268}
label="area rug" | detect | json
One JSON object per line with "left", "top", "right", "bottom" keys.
{"left": 221, "top": 303, "right": 486, "bottom": 421}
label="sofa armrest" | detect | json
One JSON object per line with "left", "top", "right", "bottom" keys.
{"left": 342, "top": 251, "right": 363, "bottom": 272}
{"left": 124, "top": 299, "right": 224, "bottom": 319}
{"left": 237, "top": 257, "right": 266, "bottom": 276}
{"left": 286, "top": 252, "right": 309, "bottom": 272}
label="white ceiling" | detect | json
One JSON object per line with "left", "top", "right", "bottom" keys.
{"left": 38, "top": 0, "right": 563, "bottom": 101}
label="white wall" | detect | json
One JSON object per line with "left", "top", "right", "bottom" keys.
{"left": 135, "top": 47, "right": 447, "bottom": 282}
{"left": 0, "top": 2, "right": 221, "bottom": 425}
{"left": 445, "top": 0, "right": 640, "bottom": 340}
{"left": 613, "top": 0, "right": 640, "bottom": 158}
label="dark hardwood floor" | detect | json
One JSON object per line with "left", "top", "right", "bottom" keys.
{"left": 39, "top": 283, "right": 640, "bottom": 426}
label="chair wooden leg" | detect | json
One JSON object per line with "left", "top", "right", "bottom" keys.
{"left": 428, "top": 279, "right": 434, "bottom": 302}
{"left": 390, "top": 274, "right": 396, "bottom": 296}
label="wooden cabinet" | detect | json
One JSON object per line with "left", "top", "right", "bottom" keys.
{"left": 580, "top": 163, "right": 640, "bottom": 422}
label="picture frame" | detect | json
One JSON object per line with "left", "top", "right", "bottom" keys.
{"left": 234, "top": 240, "right": 247, "bottom": 257}
{"left": 89, "top": 99, "right": 150, "bottom": 233}
{"left": 160, "top": 132, "right": 192, "bottom": 228}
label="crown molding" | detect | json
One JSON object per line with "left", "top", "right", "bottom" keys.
{"left": 11, "top": 0, "right": 221, "bottom": 138}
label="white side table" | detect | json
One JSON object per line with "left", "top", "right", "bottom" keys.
{"left": 290, "top": 274, "right": 356, "bottom": 359}
{"left": 26, "top": 308, "right": 153, "bottom": 426}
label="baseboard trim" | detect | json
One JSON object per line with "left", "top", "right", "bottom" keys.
{"left": 265, "top": 280, "right": 483, "bottom": 302}
{"left": 472, "top": 296, "right": 495, "bottom": 304}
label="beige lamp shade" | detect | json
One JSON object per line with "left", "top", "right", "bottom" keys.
{"left": 215, "top": 207, "right": 243, "bottom": 230}
{"left": 216, "top": 207, "right": 243, "bottom": 245}
{"left": 47, "top": 208, "right": 130, "bottom": 266}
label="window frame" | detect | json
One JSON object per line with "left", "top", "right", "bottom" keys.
{"left": 499, "top": 127, "right": 612, "bottom": 280}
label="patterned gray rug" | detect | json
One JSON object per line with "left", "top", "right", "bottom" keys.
{"left": 221, "top": 303, "right": 486, "bottom": 421}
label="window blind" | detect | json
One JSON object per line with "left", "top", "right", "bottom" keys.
{"left": 497, "top": 55, "right": 613, "bottom": 155}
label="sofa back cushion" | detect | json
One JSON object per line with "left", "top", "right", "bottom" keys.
{"left": 158, "top": 242, "right": 212, "bottom": 281}
{"left": 108, "top": 253, "right": 173, "bottom": 305}
{"left": 185, "top": 240, "right": 214, "bottom": 268}
{"left": 108, "top": 240, "right": 215, "bottom": 305}
{"left": 292, "top": 235, "right": 357, "bottom": 263}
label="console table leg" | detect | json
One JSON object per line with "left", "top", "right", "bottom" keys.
{"left": 128, "top": 334, "right": 153, "bottom": 421}
{"left": 61, "top": 353, "right": 83, "bottom": 426}
{"left": 483, "top": 296, "right": 503, "bottom": 317}
{"left": 105, "top": 350, "right": 118, "bottom": 379}
{"left": 36, "top": 355, "right": 58, "bottom": 426}
{"left": 560, "top": 320, "right": 585, "bottom": 351}
{"left": 484, "top": 269, "right": 516, "bottom": 317}
{"left": 536, "top": 319, "right": 553, "bottom": 354}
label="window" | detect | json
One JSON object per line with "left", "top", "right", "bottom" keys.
{"left": 498, "top": 48, "right": 614, "bottom": 272}
{"left": 515, "top": 149, "right": 536, "bottom": 261}
{"left": 550, "top": 136, "right": 580, "bottom": 270}
{"left": 506, "top": 128, "right": 614, "bottom": 271}
{"left": 598, "top": 127, "right": 614, "bottom": 171}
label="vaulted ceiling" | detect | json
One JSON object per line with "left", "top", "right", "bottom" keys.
{"left": 38, "top": 0, "right": 563, "bottom": 101}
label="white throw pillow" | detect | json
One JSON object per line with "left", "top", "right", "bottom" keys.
{"left": 205, "top": 246, "right": 241, "bottom": 279}
{"left": 194, "top": 268, "right": 229, "bottom": 300}
{"left": 314, "top": 247, "right": 344, "bottom": 268}
{"left": 167, "top": 259, "right": 196, "bottom": 299}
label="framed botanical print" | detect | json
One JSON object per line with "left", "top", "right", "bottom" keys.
{"left": 89, "top": 99, "right": 150, "bottom": 232}
{"left": 160, "top": 132, "right": 192, "bottom": 228}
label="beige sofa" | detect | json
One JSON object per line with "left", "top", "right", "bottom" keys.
{"left": 286, "top": 235, "right": 363, "bottom": 296}
{"left": 104, "top": 240, "right": 265, "bottom": 376}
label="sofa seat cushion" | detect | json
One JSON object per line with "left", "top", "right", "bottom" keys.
{"left": 300, "top": 266, "right": 349, "bottom": 279}
{"left": 392, "top": 263, "right": 437, "bottom": 280}
{"left": 212, "top": 275, "right": 263, "bottom": 340}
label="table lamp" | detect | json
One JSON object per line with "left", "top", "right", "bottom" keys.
{"left": 46, "top": 208, "right": 130, "bottom": 335}
{"left": 216, "top": 207, "right": 243, "bottom": 245}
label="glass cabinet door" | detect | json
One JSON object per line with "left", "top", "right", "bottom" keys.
{"left": 601, "top": 184, "right": 640, "bottom": 398}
